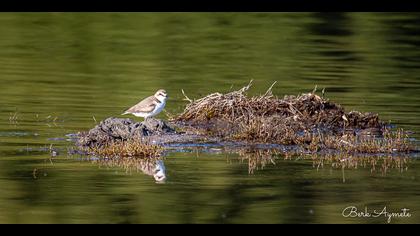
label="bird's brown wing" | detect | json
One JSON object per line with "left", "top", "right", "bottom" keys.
{"left": 124, "top": 96, "right": 156, "bottom": 113}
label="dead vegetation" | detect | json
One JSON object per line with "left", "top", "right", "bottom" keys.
{"left": 175, "top": 81, "right": 416, "bottom": 154}
{"left": 9, "top": 111, "right": 19, "bottom": 125}
{"left": 318, "top": 128, "right": 414, "bottom": 154}
{"left": 81, "top": 139, "right": 163, "bottom": 159}
{"left": 176, "top": 80, "right": 381, "bottom": 131}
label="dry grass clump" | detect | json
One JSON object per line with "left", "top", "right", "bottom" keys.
{"left": 232, "top": 116, "right": 305, "bottom": 145}
{"left": 82, "top": 139, "right": 163, "bottom": 159}
{"left": 176, "top": 80, "right": 382, "bottom": 132}
{"left": 176, "top": 81, "right": 417, "bottom": 154}
{"left": 177, "top": 81, "right": 283, "bottom": 122}
{"left": 235, "top": 122, "right": 416, "bottom": 154}
{"left": 309, "top": 128, "right": 415, "bottom": 154}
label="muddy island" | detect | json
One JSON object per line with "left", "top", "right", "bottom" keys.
{"left": 76, "top": 81, "right": 417, "bottom": 158}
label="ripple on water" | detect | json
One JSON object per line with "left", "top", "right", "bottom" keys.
{"left": 0, "top": 131, "right": 39, "bottom": 137}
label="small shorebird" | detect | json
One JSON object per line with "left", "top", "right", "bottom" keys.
{"left": 122, "top": 89, "right": 168, "bottom": 120}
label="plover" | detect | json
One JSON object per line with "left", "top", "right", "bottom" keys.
{"left": 122, "top": 89, "right": 168, "bottom": 120}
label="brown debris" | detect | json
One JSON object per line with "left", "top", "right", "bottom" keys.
{"left": 175, "top": 82, "right": 416, "bottom": 154}
{"left": 175, "top": 81, "right": 382, "bottom": 134}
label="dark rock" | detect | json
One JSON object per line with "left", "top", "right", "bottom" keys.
{"left": 77, "top": 117, "right": 175, "bottom": 148}
{"left": 142, "top": 118, "right": 176, "bottom": 134}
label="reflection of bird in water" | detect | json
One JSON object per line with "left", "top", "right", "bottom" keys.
{"left": 97, "top": 158, "right": 166, "bottom": 183}
{"left": 139, "top": 160, "right": 166, "bottom": 182}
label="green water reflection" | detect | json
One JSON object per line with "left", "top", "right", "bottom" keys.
{"left": 0, "top": 12, "right": 419, "bottom": 223}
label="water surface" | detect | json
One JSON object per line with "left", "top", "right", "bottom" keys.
{"left": 0, "top": 13, "right": 419, "bottom": 224}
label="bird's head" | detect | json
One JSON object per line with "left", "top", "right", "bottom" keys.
{"left": 155, "top": 89, "right": 168, "bottom": 102}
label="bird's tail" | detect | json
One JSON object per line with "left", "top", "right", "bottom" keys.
{"left": 121, "top": 111, "right": 128, "bottom": 115}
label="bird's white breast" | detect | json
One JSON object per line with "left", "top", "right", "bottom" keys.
{"left": 148, "top": 100, "right": 166, "bottom": 117}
